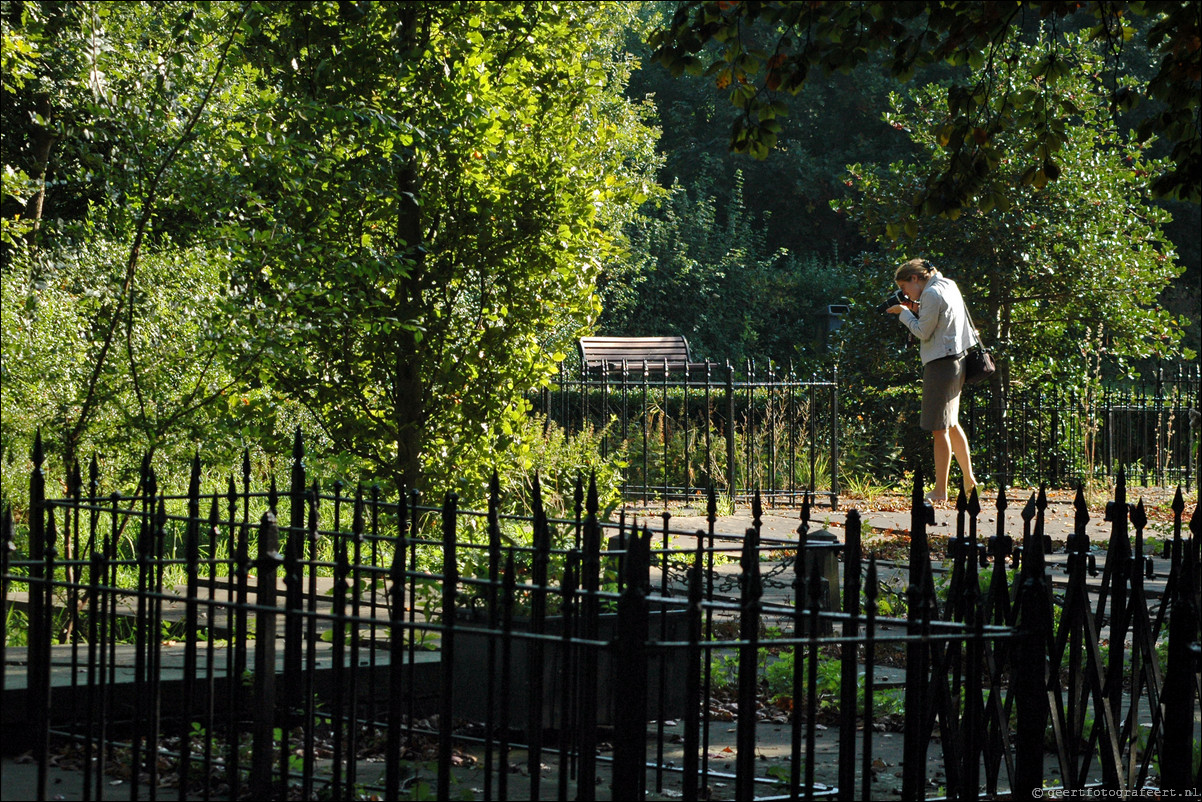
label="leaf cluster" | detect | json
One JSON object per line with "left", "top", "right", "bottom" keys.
{"left": 649, "top": 1, "right": 1201, "bottom": 210}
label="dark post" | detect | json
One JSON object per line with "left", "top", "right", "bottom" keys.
{"left": 902, "top": 470, "right": 934, "bottom": 801}
{"left": 701, "top": 484, "right": 718, "bottom": 784}
{"left": 577, "top": 476, "right": 602, "bottom": 801}
{"left": 499, "top": 553, "right": 516, "bottom": 802}
{"left": 484, "top": 473, "right": 502, "bottom": 801}
{"left": 726, "top": 362, "right": 737, "bottom": 506}
{"left": 438, "top": 493, "right": 459, "bottom": 802}
{"left": 345, "top": 487, "right": 366, "bottom": 791}
{"left": 132, "top": 459, "right": 154, "bottom": 795}
{"left": 283, "top": 429, "right": 306, "bottom": 714}
{"left": 1013, "top": 488, "right": 1051, "bottom": 796}
{"left": 804, "top": 553, "right": 823, "bottom": 800}
{"left": 250, "top": 512, "right": 282, "bottom": 799}
{"left": 528, "top": 476, "right": 548, "bottom": 800}
{"left": 961, "top": 490, "right": 983, "bottom": 801}
{"left": 838, "top": 509, "right": 862, "bottom": 801}
{"left": 330, "top": 520, "right": 349, "bottom": 797}
{"left": 985, "top": 486, "right": 1012, "bottom": 627}
{"left": 558, "top": 552, "right": 578, "bottom": 802}
{"left": 27, "top": 433, "right": 49, "bottom": 801}
{"left": 1162, "top": 501, "right": 1199, "bottom": 788}
{"left": 180, "top": 455, "right": 202, "bottom": 795}
{"left": 613, "top": 528, "right": 650, "bottom": 801}
{"left": 861, "top": 556, "right": 879, "bottom": 802}
{"left": 301, "top": 483, "right": 320, "bottom": 800}
{"left": 1100, "top": 473, "right": 1131, "bottom": 794}
{"left": 683, "top": 537, "right": 704, "bottom": 802}
{"left": 830, "top": 368, "right": 840, "bottom": 509}
{"left": 385, "top": 484, "right": 408, "bottom": 801}
{"left": 791, "top": 504, "right": 810, "bottom": 802}
{"left": 735, "top": 526, "right": 761, "bottom": 802}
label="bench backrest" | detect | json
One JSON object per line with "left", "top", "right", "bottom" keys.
{"left": 578, "top": 335, "right": 693, "bottom": 374}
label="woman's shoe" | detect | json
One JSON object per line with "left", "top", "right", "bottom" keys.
{"left": 924, "top": 490, "right": 947, "bottom": 503}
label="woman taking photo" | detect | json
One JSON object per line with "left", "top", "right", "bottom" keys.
{"left": 886, "top": 258, "right": 979, "bottom": 502}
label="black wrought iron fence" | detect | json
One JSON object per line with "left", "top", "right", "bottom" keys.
{"left": 532, "top": 361, "right": 841, "bottom": 508}
{"left": 531, "top": 360, "right": 1199, "bottom": 501}
{"left": 3, "top": 435, "right": 1200, "bottom": 800}
{"left": 962, "top": 364, "right": 1200, "bottom": 491}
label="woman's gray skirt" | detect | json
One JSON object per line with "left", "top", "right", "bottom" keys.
{"left": 921, "top": 352, "right": 966, "bottom": 431}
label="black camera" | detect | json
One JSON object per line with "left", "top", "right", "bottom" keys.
{"left": 877, "top": 289, "right": 911, "bottom": 314}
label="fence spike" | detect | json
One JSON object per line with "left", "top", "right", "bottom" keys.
{"left": 587, "top": 471, "right": 599, "bottom": 516}
{"left": 353, "top": 485, "right": 365, "bottom": 541}
{"left": 1021, "top": 492, "right": 1036, "bottom": 523}
{"left": 1131, "top": 497, "right": 1147, "bottom": 533}
{"left": 532, "top": 470, "right": 545, "bottom": 525}
{"left": 1161, "top": 517, "right": 1200, "bottom": 790}
{"left": 1073, "top": 484, "right": 1089, "bottom": 531}
{"left": 226, "top": 474, "right": 237, "bottom": 518}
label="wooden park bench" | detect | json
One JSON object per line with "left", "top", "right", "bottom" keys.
{"left": 578, "top": 335, "right": 708, "bottom": 377}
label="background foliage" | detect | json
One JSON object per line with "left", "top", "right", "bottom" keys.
{"left": 2, "top": 0, "right": 1198, "bottom": 513}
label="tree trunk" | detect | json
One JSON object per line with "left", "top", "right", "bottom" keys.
{"left": 25, "top": 94, "right": 58, "bottom": 248}
{"left": 393, "top": 159, "right": 425, "bottom": 492}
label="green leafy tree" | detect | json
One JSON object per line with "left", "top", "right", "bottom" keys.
{"left": 1, "top": 1, "right": 263, "bottom": 479}
{"left": 648, "top": 1, "right": 1201, "bottom": 209}
{"left": 629, "top": 2, "right": 924, "bottom": 260}
{"left": 224, "top": 1, "right": 660, "bottom": 498}
{"left": 833, "top": 31, "right": 1186, "bottom": 393}
{"left": 600, "top": 168, "right": 853, "bottom": 366}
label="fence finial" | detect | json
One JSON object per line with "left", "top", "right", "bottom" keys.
{"left": 587, "top": 471, "right": 599, "bottom": 516}
{"left": 292, "top": 426, "right": 305, "bottom": 461}
{"left": 531, "top": 470, "right": 545, "bottom": 526}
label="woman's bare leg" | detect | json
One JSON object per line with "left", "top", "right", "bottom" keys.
{"left": 931, "top": 428, "right": 951, "bottom": 499}
{"left": 949, "top": 423, "right": 977, "bottom": 492}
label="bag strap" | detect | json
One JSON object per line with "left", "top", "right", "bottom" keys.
{"left": 964, "top": 300, "right": 985, "bottom": 349}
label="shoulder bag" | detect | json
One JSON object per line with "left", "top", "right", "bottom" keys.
{"left": 963, "top": 304, "right": 996, "bottom": 385}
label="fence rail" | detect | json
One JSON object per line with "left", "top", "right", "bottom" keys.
{"left": 533, "top": 361, "right": 841, "bottom": 508}
{"left": 533, "top": 361, "right": 1200, "bottom": 503}
{"left": 962, "top": 364, "right": 1200, "bottom": 491}
{"left": 3, "top": 434, "right": 1200, "bottom": 800}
